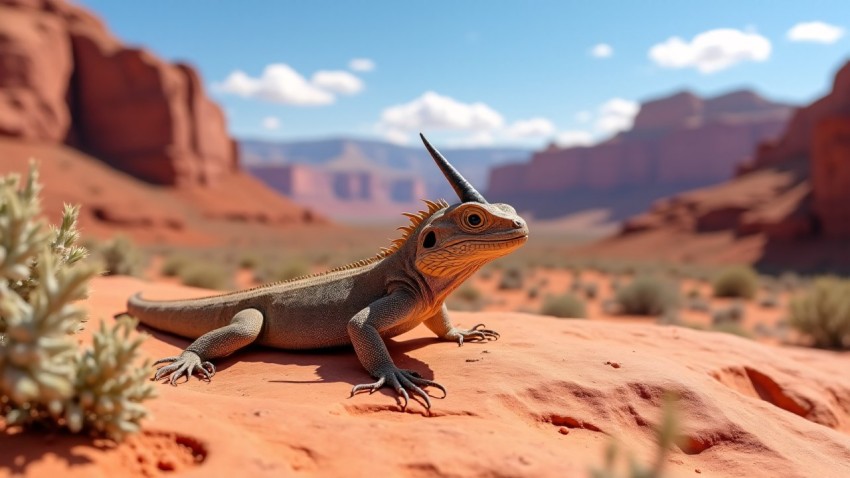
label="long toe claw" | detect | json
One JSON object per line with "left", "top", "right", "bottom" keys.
{"left": 152, "top": 351, "right": 211, "bottom": 385}
{"left": 350, "top": 367, "right": 447, "bottom": 410}
{"left": 153, "top": 356, "right": 179, "bottom": 366}
{"left": 154, "top": 363, "right": 180, "bottom": 381}
{"left": 398, "top": 374, "right": 432, "bottom": 409}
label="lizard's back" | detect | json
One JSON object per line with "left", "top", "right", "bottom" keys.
{"left": 128, "top": 261, "right": 393, "bottom": 350}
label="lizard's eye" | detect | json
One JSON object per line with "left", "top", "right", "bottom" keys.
{"left": 422, "top": 231, "right": 436, "bottom": 248}
{"left": 462, "top": 208, "right": 486, "bottom": 230}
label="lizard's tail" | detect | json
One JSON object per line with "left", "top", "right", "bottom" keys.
{"left": 127, "top": 292, "right": 233, "bottom": 340}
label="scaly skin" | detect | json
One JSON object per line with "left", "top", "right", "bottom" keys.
{"left": 127, "top": 135, "right": 528, "bottom": 410}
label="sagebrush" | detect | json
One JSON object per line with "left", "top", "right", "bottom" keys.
{"left": 789, "top": 277, "right": 850, "bottom": 349}
{"left": 0, "top": 164, "right": 154, "bottom": 440}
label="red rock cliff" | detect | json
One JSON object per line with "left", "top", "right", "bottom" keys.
{"left": 0, "top": 0, "right": 236, "bottom": 186}
{"left": 487, "top": 90, "right": 791, "bottom": 220}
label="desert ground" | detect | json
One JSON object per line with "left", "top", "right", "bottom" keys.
{"left": 4, "top": 229, "right": 850, "bottom": 478}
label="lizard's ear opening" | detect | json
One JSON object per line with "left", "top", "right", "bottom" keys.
{"left": 422, "top": 231, "right": 437, "bottom": 248}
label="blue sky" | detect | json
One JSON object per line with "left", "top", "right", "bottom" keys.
{"left": 77, "top": 1, "right": 849, "bottom": 148}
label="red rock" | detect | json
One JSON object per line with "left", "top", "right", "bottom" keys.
{"left": 8, "top": 275, "right": 848, "bottom": 478}
{"left": 0, "top": 1, "right": 73, "bottom": 141}
{"left": 0, "top": 0, "right": 238, "bottom": 187}
{"left": 488, "top": 90, "right": 790, "bottom": 221}
{"left": 812, "top": 117, "right": 850, "bottom": 238}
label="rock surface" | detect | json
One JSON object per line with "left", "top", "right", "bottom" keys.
{"left": 0, "top": 0, "right": 236, "bottom": 186}
{"left": 487, "top": 90, "right": 791, "bottom": 221}
{"left": 3, "top": 276, "right": 849, "bottom": 477}
{"left": 594, "top": 61, "right": 850, "bottom": 268}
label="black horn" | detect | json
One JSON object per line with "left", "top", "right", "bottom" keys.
{"left": 419, "top": 133, "right": 487, "bottom": 204}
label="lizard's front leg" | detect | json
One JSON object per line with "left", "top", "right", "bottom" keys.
{"left": 153, "top": 308, "right": 264, "bottom": 385}
{"left": 347, "top": 291, "right": 446, "bottom": 410}
{"left": 425, "top": 303, "right": 499, "bottom": 346}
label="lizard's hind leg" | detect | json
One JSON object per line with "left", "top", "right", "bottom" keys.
{"left": 153, "top": 308, "right": 264, "bottom": 385}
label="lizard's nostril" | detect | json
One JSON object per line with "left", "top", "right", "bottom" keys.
{"left": 513, "top": 220, "right": 523, "bottom": 228}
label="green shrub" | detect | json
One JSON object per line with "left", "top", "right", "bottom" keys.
{"left": 712, "top": 266, "right": 758, "bottom": 299}
{"left": 540, "top": 293, "right": 586, "bottom": 318}
{"left": 161, "top": 254, "right": 193, "bottom": 277}
{"left": 789, "top": 277, "right": 850, "bottom": 349}
{"left": 584, "top": 282, "right": 599, "bottom": 300}
{"left": 95, "top": 235, "right": 144, "bottom": 276}
{"left": 179, "top": 262, "right": 231, "bottom": 290}
{"left": 271, "top": 261, "right": 311, "bottom": 282}
{"left": 0, "top": 163, "right": 153, "bottom": 441}
{"left": 615, "top": 275, "right": 679, "bottom": 316}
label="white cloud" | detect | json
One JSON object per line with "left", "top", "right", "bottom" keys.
{"left": 505, "top": 117, "right": 556, "bottom": 138}
{"left": 449, "top": 131, "right": 496, "bottom": 147}
{"left": 214, "top": 63, "right": 367, "bottom": 106}
{"left": 649, "top": 28, "right": 771, "bottom": 73}
{"left": 590, "top": 43, "right": 613, "bottom": 58}
{"left": 555, "top": 130, "right": 593, "bottom": 147}
{"left": 261, "top": 116, "right": 280, "bottom": 130}
{"left": 595, "top": 98, "right": 640, "bottom": 134}
{"left": 349, "top": 58, "right": 376, "bottom": 72}
{"left": 787, "top": 21, "right": 845, "bottom": 44}
{"left": 379, "top": 91, "right": 504, "bottom": 138}
{"left": 312, "top": 70, "right": 364, "bottom": 94}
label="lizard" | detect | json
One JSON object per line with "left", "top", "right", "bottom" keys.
{"left": 127, "top": 133, "right": 528, "bottom": 410}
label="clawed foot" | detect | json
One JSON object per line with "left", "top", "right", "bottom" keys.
{"left": 350, "top": 367, "right": 447, "bottom": 410}
{"left": 153, "top": 351, "right": 216, "bottom": 385}
{"left": 450, "top": 323, "right": 500, "bottom": 346}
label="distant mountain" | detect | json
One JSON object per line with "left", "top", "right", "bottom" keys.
{"left": 240, "top": 138, "right": 530, "bottom": 222}
{"left": 488, "top": 89, "right": 793, "bottom": 221}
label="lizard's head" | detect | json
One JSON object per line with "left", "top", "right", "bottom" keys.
{"left": 411, "top": 134, "right": 528, "bottom": 278}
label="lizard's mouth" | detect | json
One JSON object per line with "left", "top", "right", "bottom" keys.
{"left": 447, "top": 232, "right": 529, "bottom": 250}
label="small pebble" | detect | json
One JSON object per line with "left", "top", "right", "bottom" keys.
{"left": 605, "top": 361, "right": 621, "bottom": 369}
{"left": 695, "top": 469, "right": 701, "bottom": 474}
{"left": 558, "top": 427, "right": 570, "bottom": 435}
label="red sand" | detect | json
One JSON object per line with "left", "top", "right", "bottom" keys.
{"left": 2, "top": 276, "right": 849, "bottom": 477}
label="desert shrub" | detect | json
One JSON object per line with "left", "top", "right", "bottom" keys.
{"left": 271, "top": 261, "right": 311, "bottom": 282}
{"left": 712, "top": 266, "right": 759, "bottom": 299}
{"left": 540, "top": 293, "right": 586, "bottom": 318}
{"left": 615, "top": 275, "right": 679, "bottom": 316}
{"left": 498, "top": 267, "right": 524, "bottom": 290}
{"left": 94, "top": 235, "right": 144, "bottom": 276}
{"left": 179, "top": 262, "right": 231, "bottom": 290}
{"left": 527, "top": 287, "right": 540, "bottom": 299}
{"left": 161, "top": 254, "right": 193, "bottom": 277}
{"left": 448, "top": 284, "right": 485, "bottom": 312}
{"left": 238, "top": 253, "right": 261, "bottom": 269}
{"left": 584, "top": 282, "right": 599, "bottom": 300}
{"left": 455, "top": 283, "right": 482, "bottom": 302}
{"left": 0, "top": 164, "right": 153, "bottom": 440}
{"left": 711, "top": 322, "right": 753, "bottom": 339}
{"left": 686, "top": 287, "right": 701, "bottom": 300}
{"left": 712, "top": 302, "right": 745, "bottom": 325}
{"left": 758, "top": 293, "right": 780, "bottom": 309}
{"left": 789, "top": 277, "right": 850, "bottom": 349}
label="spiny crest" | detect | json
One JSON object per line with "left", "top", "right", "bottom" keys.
{"left": 210, "top": 198, "right": 451, "bottom": 297}
{"left": 388, "top": 198, "right": 449, "bottom": 252}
